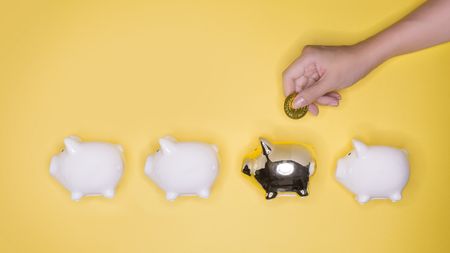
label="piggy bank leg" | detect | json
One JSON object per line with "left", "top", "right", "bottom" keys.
{"left": 390, "top": 192, "right": 402, "bottom": 202}
{"left": 197, "top": 189, "right": 210, "bottom": 199}
{"left": 265, "top": 191, "right": 278, "bottom": 200}
{"left": 166, "top": 192, "right": 178, "bottom": 201}
{"left": 71, "top": 192, "right": 83, "bottom": 201}
{"left": 356, "top": 195, "right": 370, "bottom": 204}
{"left": 296, "top": 188, "right": 309, "bottom": 197}
{"left": 103, "top": 189, "right": 115, "bottom": 199}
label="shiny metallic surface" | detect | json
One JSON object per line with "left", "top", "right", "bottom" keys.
{"left": 242, "top": 138, "right": 316, "bottom": 199}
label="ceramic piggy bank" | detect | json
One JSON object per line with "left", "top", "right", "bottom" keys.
{"left": 242, "top": 138, "right": 315, "bottom": 200}
{"left": 336, "top": 139, "right": 410, "bottom": 204}
{"left": 50, "top": 136, "right": 124, "bottom": 201}
{"left": 145, "top": 136, "right": 219, "bottom": 201}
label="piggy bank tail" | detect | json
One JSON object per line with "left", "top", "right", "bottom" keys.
{"left": 401, "top": 149, "right": 408, "bottom": 156}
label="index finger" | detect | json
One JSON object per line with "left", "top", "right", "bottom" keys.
{"left": 282, "top": 59, "right": 306, "bottom": 96}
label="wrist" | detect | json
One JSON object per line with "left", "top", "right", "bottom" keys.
{"left": 353, "top": 37, "right": 392, "bottom": 68}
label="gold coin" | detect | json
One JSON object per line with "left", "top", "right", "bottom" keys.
{"left": 284, "top": 92, "right": 308, "bottom": 119}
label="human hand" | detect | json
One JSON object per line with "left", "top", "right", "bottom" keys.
{"left": 282, "top": 44, "right": 382, "bottom": 115}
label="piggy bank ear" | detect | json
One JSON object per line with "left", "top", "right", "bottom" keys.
{"left": 352, "top": 139, "right": 368, "bottom": 156}
{"left": 259, "top": 137, "right": 273, "bottom": 156}
{"left": 159, "top": 136, "right": 177, "bottom": 154}
{"left": 64, "top": 136, "right": 81, "bottom": 153}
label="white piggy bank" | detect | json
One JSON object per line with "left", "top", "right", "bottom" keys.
{"left": 50, "top": 136, "right": 124, "bottom": 201}
{"left": 145, "top": 136, "right": 219, "bottom": 201}
{"left": 336, "top": 139, "right": 409, "bottom": 204}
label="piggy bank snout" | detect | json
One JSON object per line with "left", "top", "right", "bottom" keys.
{"left": 49, "top": 156, "right": 59, "bottom": 176}
{"left": 144, "top": 156, "right": 154, "bottom": 176}
{"left": 336, "top": 160, "right": 347, "bottom": 180}
{"left": 242, "top": 164, "right": 251, "bottom": 176}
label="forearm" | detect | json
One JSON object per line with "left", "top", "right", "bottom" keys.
{"left": 357, "top": 0, "right": 450, "bottom": 65}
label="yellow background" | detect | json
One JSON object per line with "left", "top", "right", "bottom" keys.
{"left": 1, "top": 0, "right": 449, "bottom": 252}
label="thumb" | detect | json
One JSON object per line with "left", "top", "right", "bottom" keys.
{"left": 293, "top": 80, "right": 331, "bottom": 108}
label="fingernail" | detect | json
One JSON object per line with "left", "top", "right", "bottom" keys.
{"left": 330, "top": 101, "right": 338, "bottom": 106}
{"left": 293, "top": 97, "right": 306, "bottom": 108}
